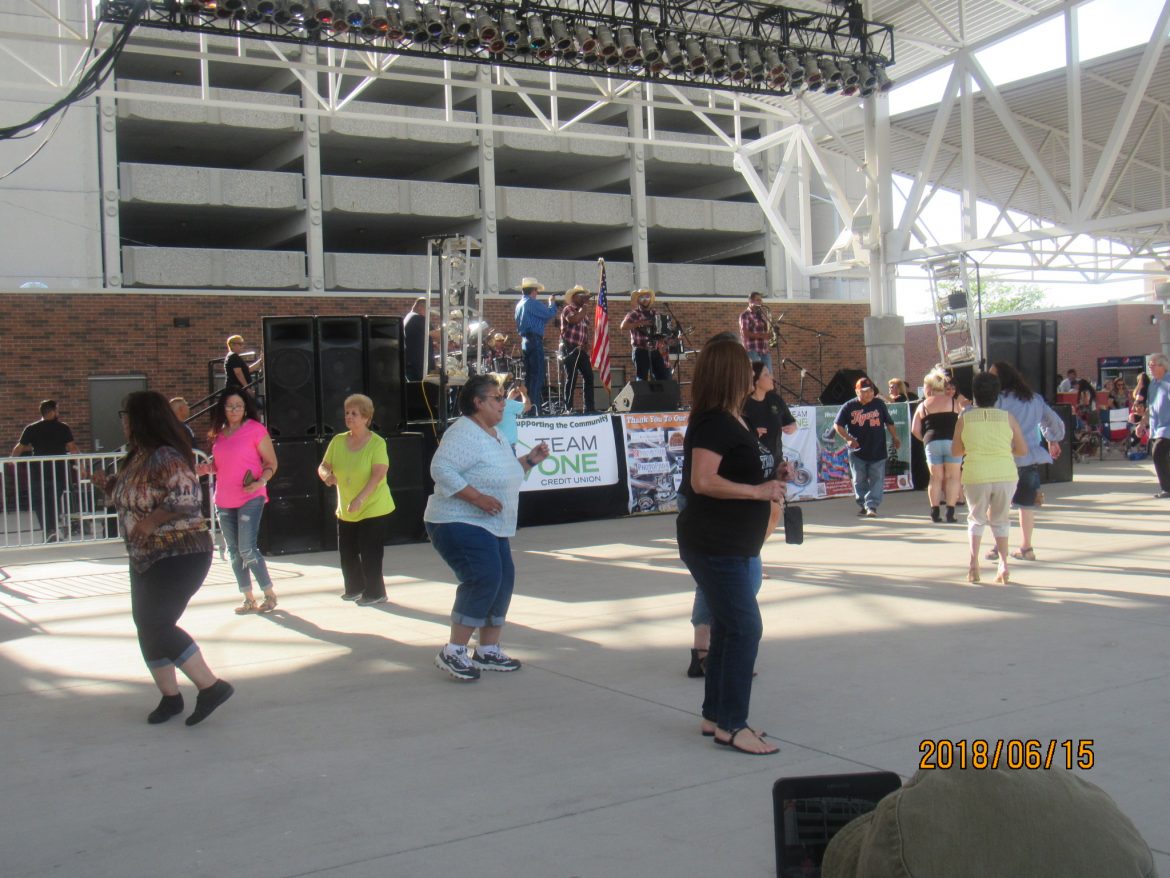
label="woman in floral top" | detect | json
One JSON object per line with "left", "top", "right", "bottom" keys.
{"left": 93, "top": 391, "right": 234, "bottom": 727}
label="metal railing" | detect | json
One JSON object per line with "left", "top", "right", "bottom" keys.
{"left": 2, "top": 451, "right": 217, "bottom": 550}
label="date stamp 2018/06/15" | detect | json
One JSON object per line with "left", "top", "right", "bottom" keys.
{"left": 919, "top": 738, "right": 1094, "bottom": 770}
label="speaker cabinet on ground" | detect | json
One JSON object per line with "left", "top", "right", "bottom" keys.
{"left": 612, "top": 379, "right": 681, "bottom": 413}
{"left": 263, "top": 317, "right": 318, "bottom": 439}
{"left": 364, "top": 316, "right": 405, "bottom": 435}
{"left": 820, "top": 369, "right": 868, "bottom": 406}
{"left": 316, "top": 316, "right": 365, "bottom": 438}
{"left": 259, "top": 438, "right": 325, "bottom": 555}
{"left": 1042, "top": 404, "right": 1075, "bottom": 485}
{"left": 385, "top": 432, "right": 428, "bottom": 544}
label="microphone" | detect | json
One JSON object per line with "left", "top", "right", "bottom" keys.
{"left": 775, "top": 313, "right": 784, "bottom": 322}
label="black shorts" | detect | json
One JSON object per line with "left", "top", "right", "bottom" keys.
{"left": 1011, "top": 464, "right": 1042, "bottom": 508}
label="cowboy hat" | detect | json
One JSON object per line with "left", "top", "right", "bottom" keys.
{"left": 489, "top": 331, "right": 508, "bottom": 344}
{"left": 519, "top": 276, "right": 545, "bottom": 292}
{"left": 630, "top": 288, "right": 656, "bottom": 306}
{"left": 566, "top": 284, "right": 593, "bottom": 301}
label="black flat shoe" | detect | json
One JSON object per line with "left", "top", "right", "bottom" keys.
{"left": 185, "top": 680, "right": 234, "bottom": 726}
{"left": 686, "top": 648, "right": 707, "bottom": 678}
{"left": 147, "top": 693, "right": 184, "bottom": 725}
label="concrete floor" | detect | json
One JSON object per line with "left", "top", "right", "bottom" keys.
{"left": 1, "top": 459, "right": 1167, "bottom": 878}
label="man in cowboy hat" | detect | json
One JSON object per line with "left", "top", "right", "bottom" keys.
{"left": 514, "top": 276, "right": 560, "bottom": 416}
{"left": 559, "top": 285, "right": 598, "bottom": 414}
{"left": 620, "top": 288, "right": 672, "bottom": 381}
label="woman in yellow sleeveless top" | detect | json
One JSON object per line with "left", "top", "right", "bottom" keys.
{"left": 951, "top": 372, "right": 1028, "bottom": 584}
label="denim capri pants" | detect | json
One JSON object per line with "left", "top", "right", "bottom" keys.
{"left": 426, "top": 521, "right": 515, "bottom": 628}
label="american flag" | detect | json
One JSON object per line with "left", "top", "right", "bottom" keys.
{"left": 591, "top": 259, "right": 612, "bottom": 391}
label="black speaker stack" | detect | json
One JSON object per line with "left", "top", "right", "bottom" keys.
{"left": 819, "top": 369, "right": 869, "bottom": 406}
{"left": 984, "top": 318, "right": 1059, "bottom": 400}
{"left": 258, "top": 315, "right": 427, "bottom": 555}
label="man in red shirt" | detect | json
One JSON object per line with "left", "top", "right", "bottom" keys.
{"left": 739, "top": 291, "right": 773, "bottom": 373}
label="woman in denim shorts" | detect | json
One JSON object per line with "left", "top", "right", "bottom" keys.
{"left": 911, "top": 369, "right": 964, "bottom": 522}
{"left": 989, "top": 362, "right": 1067, "bottom": 561}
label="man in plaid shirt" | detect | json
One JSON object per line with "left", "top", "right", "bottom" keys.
{"left": 559, "top": 285, "right": 598, "bottom": 414}
{"left": 621, "top": 289, "right": 672, "bottom": 381}
{"left": 739, "top": 291, "right": 774, "bottom": 373}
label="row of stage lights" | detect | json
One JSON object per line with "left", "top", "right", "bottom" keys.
{"left": 172, "top": 0, "right": 893, "bottom": 95}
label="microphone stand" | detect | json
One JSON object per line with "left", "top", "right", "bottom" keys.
{"left": 777, "top": 357, "right": 825, "bottom": 406}
{"left": 661, "top": 301, "right": 696, "bottom": 387}
{"left": 773, "top": 315, "right": 834, "bottom": 398}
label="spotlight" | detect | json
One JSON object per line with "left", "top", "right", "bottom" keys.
{"left": 876, "top": 66, "right": 894, "bottom": 92}
{"left": 312, "top": 0, "right": 332, "bottom": 25}
{"left": 256, "top": 0, "right": 277, "bottom": 18}
{"left": 344, "top": 0, "right": 366, "bottom": 31}
{"left": 526, "top": 13, "right": 547, "bottom": 49}
{"left": 640, "top": 32, "right": 661, "bottom": 65}
{"left": 397, "top": 0, "right": 418, "bottom": 32}
{"left": 575, "top": 23, "right": 597, "bottom": 56}
{"left": 802, "top": 53, "right": 822, "bottom": 90}
{"left": 744, "top": 43, "right": 764, "bottom": 82}
{"left": 549, "top": 18, "right": 572, "bottom": 52}
{"left": 450, "top": 8, "right": 472, "bottom": 38}
{"left": 820, "top": 56, "right": 842, "bottom": 92}
{"left": 706, "top": 41, "right": 726, "bottom": 77}
{"left": 840, "top": 59, "right": 859, "bottom": 87}
{"left": 618, "top": 27, "right": 639, "bottom": 61}
{"left": 663, "top": 34, "right": 685, "bottom": 73}
{"left": 856, "top": 60, "right": 877, "bottom": 89}
{"left": 783, "top": 51, "right": 804, "bottom": 86}
{"left": 763, "top": 47, "right": 787, "bottom": 88}
{"left": 500, "top": 11, "right": 519, "bottom": 47}
{"left": 513, "top": 23, "right": 532, "bottom": 54}
{"left": 328, "top": 0, "right": 349, "bottom": 33}
{"left": 385, "top": 6, "right": 404, "bottom": 40}
{"left": 272, "top": 0, "right": 293, "bottom": 23}
{"left": 420, "top": 2, "right": 443, "bottom": 35}
{"left": 685, "top": 37, "right": 706, "bottom": 74}
{"left": 475, "top": 9, "right": 497, "bottom": 41}
{"left": 596, "top": 25, "right": 617, "bottom": 58}
{"left": 367, "top": 0, "right": 387, "bottom": 33}
{"left": 725, "top": 43, "right": 744, "bottom": 80}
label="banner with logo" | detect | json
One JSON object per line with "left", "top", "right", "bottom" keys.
{"left": 515, "top": 414, "right": 619, "bottom": 492}
{"left": 780, "top": 405, "right": 818, "bottom": 501}
{"left": 814, "top": 401, "right": 914, "bottom": 499}
{"left": 619, "top": 412, "right": 689, "bottom": 514}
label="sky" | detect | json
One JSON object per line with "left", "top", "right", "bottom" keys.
{"left": 886, "top": 0, "right": 1166, "bottom": 322}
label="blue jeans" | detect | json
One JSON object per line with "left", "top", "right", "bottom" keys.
{"left": 848, "top": 452, "right": 887, "bottom": 510}
{"left": 522, "top": 333, "right": 546, "bottom": 415}
{"left": 747, "top": 350, "right": 774, "bottom": 374}
{"left": 217, "top": 496, "right": 273, "bottom": 592}
{"left": 679, "top": 545, "right": 763, "bottom": 732}
{"left": 427, "top": 521, "right": 515, "bottom": 628}
{"left": 690, "top": 555, "right": 762, "bottom": 627}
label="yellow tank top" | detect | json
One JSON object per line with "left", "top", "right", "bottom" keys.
{"left": 959, "top": 408, "right": 1019, "bottom": 485}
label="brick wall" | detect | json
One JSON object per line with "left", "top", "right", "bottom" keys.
{"left": 905, "top": 302, "right": 1164, "bottom": 391}
{"left": 1, "top": 291, "right": 868, "bottom": 451}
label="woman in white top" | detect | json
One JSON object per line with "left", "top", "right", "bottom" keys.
{"left": 425, "top": 374, "right": 550, "bottom": 682}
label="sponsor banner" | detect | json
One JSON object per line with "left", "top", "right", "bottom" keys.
{"left": 516, "top": 414, "right": 619, "bottom": 492}
{"left": 781, "top": 406, "right": 818, "bottom": 501}
{"left": 620, "top": 412, "right": 689, "bottom": 514}
{"left": 814, "top": 401, "right": 914, "bottom": 499}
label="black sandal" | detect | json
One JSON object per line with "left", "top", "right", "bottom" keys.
{"left": 714, "top": 727, "right": 777, "bottom": 755}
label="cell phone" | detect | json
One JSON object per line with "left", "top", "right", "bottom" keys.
{"left": 773, "top": 771, "right": 902, "bottom": 878}
{"left": 242, "top": 469, "right": 256, "bottom": 487}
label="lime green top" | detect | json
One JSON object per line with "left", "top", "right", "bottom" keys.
{"left": 959, "top": 408, "right": 1019, "bottom": 485}
{"left": 322, "top": 432, "right": 396, "bottom": 522}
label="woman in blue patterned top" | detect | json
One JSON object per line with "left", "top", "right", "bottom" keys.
{"left": 425, "top": 374, "right": 550, "bottom": 682}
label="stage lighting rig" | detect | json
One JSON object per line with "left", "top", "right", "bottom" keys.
{"left": 99, "top": 0, "right": 894, "bottom": 99}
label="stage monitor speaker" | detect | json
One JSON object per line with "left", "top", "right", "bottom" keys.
{"left": 263, "top": 316, "right": 318, "bottom": 439}
{"left": 1042, "top": 404, "right": 1074, "bottom": 485}
{"left": 611, "top": 379, "right": 680, "bottom": 413}
{"left": 364, "top": 315, "right": 405, "bottom": 435}
{"left": 820, "top": 369, "right": 868, "bottom": 406}
{"left": 384, "top": 432, "right": 428, "bottom": 544}
{"left": 317, "top": 316, "right": 365, "bottom": 438}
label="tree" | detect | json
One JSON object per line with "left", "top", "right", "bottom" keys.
{"left": 941, "top": 278, "right": 1046, "bottom": 315}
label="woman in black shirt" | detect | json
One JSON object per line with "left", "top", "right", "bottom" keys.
{"left": 677, "top": 338, "right": 784, "bottom": 756}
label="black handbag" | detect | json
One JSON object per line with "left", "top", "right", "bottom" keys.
{"left": 783, "top": 502, "right": 804, "bottom": 545}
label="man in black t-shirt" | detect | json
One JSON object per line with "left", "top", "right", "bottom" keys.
{"left": 10, "top": 399, "right": 80, "bottom": 541}
{"left": 833, "top": 377, "right": 901, "bottom": 517}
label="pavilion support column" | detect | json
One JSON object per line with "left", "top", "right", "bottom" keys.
{"left": 863, "top": 91, "right": 904, "bottom": 386}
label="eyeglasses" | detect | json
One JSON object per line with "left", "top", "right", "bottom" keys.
{"left": 225, "top": 404, "right": 245, "bottom": 411}
{"left": 485, "top": 394, "right": 506, "bottom": 402}
{"left": 117, "top": 410, "right": 128, "bottom": 418}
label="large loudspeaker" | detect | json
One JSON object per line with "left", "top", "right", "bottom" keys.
{"left": 317, "top": 316, "right": 365, "bottom": 438}
{"left": 263, "top": 317, "right": 318, "bottom": 439}
{"left": 385, "top": 432, "right": 428, "bottom": 544}
{"left": 820, "top": 369, "right": 868, "bottom": 406}
{"left": 611, "top": 379, "right": 681, "bottom": 413}
{"left": 364, "top": 316, "right": 405, "bottom": 434}
{"left": 984, "top": 318, "right": 1059, "bottom": 399}
{"left": 260, "top": 439, "right": 323, "bottom": 555}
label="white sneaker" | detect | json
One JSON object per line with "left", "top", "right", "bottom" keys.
{"left": 435, "top": 647, "right": 480, "bottom": 681}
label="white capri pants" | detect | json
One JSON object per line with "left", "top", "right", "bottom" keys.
{"left": 963, "top": 480, "right": 1017, "bottom": 538}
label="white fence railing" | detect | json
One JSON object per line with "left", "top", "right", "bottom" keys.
{"left": 2, "top": 451, "right": 217, "bottom": 549}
